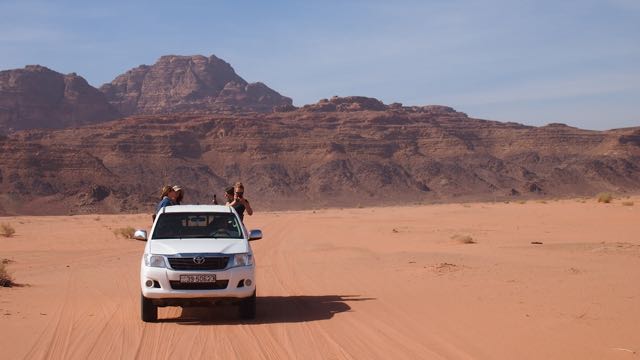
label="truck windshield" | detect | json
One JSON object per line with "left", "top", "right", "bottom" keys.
{"left": 151, "top": 213, "right": 243, "bottom": 240}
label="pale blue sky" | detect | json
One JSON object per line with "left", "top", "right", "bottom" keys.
{"left": 1, "top": 0, "right": 638, "bottom": 130}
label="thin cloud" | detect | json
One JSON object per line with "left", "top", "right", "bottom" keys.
{"left": 0, "top": 27, "right": 68, "bottom": 44}
{"left": 428, "top": 71, "right": 640, "bottom": 106}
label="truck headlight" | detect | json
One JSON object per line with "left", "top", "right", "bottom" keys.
{"left": 144, "top": 254, "right": 167, "bottom": 268}
{"left": 233, "top": 253, "right": 253, "bottom": 267}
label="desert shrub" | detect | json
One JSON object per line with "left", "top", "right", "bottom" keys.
{"left": 537, "top": 200, "right": 548, "bottom": 204}
{"left": 113, "top": 227, "right": 135, "bottom": 239}
{"left": 0, "top": 223, "right": 15, "bottom": 237}
{"left": 0, "top": 262, "right": 13, "bottom": 287}
{"left": 622, "top": 201, "right": 634, "bottom": 206}
{"left": 451, "top": 234, "right": 475, "bottom": 244}
{"left": 597, "top": 193, "right": 613, "bottom": 203}
{"left": 517, "top": 200, "right": 527, "bottom": 204}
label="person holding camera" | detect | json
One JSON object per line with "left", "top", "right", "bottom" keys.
{"left": 225, "top": 182, "right": 253, "bottom": 222}
{"left": 172, "top": 185, "right": 184, "bottom": 205}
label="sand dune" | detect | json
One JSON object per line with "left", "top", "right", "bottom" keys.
{"left": 1, "top": 199, "right": 639, "bottom": 359}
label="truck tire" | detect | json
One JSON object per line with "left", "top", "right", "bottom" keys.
{"left": 141, "top": 294, "right": 158, "bottom": 322}
{"left": 238, "top": 290, "right": 256, "bottom": 320}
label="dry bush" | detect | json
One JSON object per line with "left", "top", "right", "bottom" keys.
{"left": 0, "top": 262, "right": 14, "bottom": 287}
{"left": 451, "top": 234, "right": 475, "bottom": 244}
{"left": 597, "top": 192, "right": 613, "bottom": 203}
{"left": 113, "top": 226, "right": 135, "bottom": 239}
{"left": 537, "top": 200, "right": 548, "bottom": 204}
{"left": 622, "top": 201, "right": 634, "bottom": 206}
{"left": 0, "top": 223, "right": 15, "bottom": 237}
{"left": 517, "top": 200, "right": 527, "bottom": 204}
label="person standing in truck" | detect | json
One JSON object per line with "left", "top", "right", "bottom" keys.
{"left": 225, "top": 182, "right": 253, "bottom": 222}
{"left": 173, "top": 185, "right": 184, "bottom": 205}
{"left": 156, "top": 185, "right": 177, "bottom": 213}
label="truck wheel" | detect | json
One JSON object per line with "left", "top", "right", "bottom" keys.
{"left": 238, "top": 291, "right": 256, "bottom": 320}
{"left": 141, "top": 294, "right": 158, "bottom": 322}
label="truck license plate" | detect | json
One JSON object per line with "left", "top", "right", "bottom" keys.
{"left": 180, "top": 274, "right": 216, "bottom": 283}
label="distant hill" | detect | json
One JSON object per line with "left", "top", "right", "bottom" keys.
{"left": 0, "top": 65, "right": 120, "bottom": 130}
{"left": 0, "top": 96, "right": 638, "bottom": 215}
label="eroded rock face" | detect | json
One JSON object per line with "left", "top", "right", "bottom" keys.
{"left": 1, "top": 104, "right": 639, "bottom": 215}
{"left": 99, "top": 55, "right": 293, "bottom": 115}
{"left": 0, "top": 65, "right": 120, "bottom": 130}
{"left": 1, "top": 58, "right": 638, "bottom": 214}
{"left": 300, "top": 96, "right": 387, "bottom": 112}
{"left": 296, "top": 97, "right": 463, "bottom": 115}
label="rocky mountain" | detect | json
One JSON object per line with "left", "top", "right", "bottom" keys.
{"left": 0, "top": 65, "right": 120, "bottom": 131}
{"left": 0, "top": 54, "right": 294, "bottom": 131}
{"left": 99, "top": 55, "right": 293, "bottom": 115}
{"left": 0, "top": 96, "right": 638, "bottom": 215}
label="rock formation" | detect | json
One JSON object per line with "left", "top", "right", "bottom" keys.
{"left": 1, "top": 56, "right": 638, "bottom": 214}
{"left": 0, "top": 97, "right": 638, "bottom": 215}
{"left": 99, "top": 55, "right": 293, "bottom": 115}
{"left": 0, "top": 65, "right": 120, "bottom": 130}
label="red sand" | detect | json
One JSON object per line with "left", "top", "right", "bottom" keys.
{"left": 1, "top": 198, "right": 639, "bottom": 359}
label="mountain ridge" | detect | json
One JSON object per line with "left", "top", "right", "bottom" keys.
{"left": 0, "top": 54, "right": 294, "bottom": 131}
{"left": 0, "top": 65, "right": 121, "bottom": 130}
{"left": 0, "top": 55, "right": 638, "bottom": 215}
{"left": 1, "top": 98, "right": 638, "bottom": 215}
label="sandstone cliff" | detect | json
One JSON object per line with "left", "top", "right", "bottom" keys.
{"left": 1, "top": 97, "right": 638, "bottom": 215}
{"left": 0, "top": 66, "right": 120, "bottom": 131}
{"left": 99, "top": 55, "right": 293, "bottom": 115}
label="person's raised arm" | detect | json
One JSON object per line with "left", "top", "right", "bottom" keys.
{"left": 244, "top": 199, "right": 253, "bottom": 216}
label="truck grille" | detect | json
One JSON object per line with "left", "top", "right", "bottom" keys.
{"left": 169, "top": 280, "right": 229, "bottom": 290}
{"left": 168, "top": 256, "right": 229, "bottom": 270}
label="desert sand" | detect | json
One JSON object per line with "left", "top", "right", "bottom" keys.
{"left": 1, "top": 198, "right": 639, "bottom": 359}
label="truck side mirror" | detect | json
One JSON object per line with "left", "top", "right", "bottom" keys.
{"left": 248, "top": 229, "right": 262, "bottom": 241}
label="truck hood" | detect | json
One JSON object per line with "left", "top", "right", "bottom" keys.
{"left": 148, "top": 238, "right": 249, "bottom": 255}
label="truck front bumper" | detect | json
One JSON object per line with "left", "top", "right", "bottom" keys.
{"left": 140, "top": 265, "right": 256, "bottom": 302}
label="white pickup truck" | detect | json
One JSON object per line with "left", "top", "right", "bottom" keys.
{"left": 136, "top": 205, "right": 261, "bottom": 322}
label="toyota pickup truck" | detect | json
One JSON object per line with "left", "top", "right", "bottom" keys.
{"left": 136, "top": 205, "right": 261, "bottom": 322}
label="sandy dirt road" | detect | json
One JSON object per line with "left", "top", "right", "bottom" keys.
{"left": 1, "top": 199, "right": 639, "bottom": 359}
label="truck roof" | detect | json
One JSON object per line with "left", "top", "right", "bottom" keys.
{"left": 160, "top": 205, "right": 233, "bottom": 214}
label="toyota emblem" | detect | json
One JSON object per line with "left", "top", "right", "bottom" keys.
{"left": 193, "top": 256, "right": 206, "bottom": 265}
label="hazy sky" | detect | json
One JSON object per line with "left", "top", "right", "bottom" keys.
{"left": 1, "top": 0, "right": 638, "bottom": 130}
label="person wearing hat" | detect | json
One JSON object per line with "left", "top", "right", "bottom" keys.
{"left": 155, "top": 185, "right": 178, "bottom": 213}
{"left": 173, "top": 185, "right": 184, "bottom": 205}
